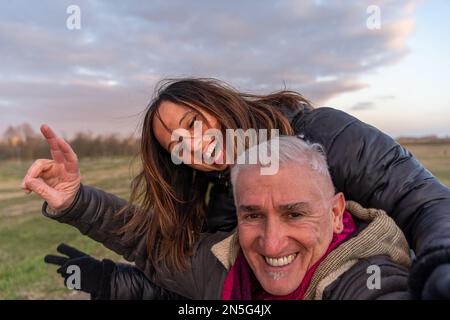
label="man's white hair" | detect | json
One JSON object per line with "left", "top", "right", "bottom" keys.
{"left": 230, "top": 135, "right": 333, "bottom": 196}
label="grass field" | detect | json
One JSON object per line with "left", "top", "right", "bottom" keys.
{"left": 403, "top": 143, "right": 450, "bottom": 187}
{"left": 0, "top": 156, "right": 136, "bottom": 299}
{"left": 0, "top": 144, "right": 449, "bottom": 300}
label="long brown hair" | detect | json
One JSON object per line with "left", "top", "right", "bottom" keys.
{"left": 118, "top": 77, "right": 312, "bottom": 271}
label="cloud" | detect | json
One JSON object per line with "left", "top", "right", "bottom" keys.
{"left": 376, "top": 95, "right": 396, "bottom": 100}
{"left": 349, "top": 101, "right": 376, "bottom": 111}
{"left": 0, "top": 0, "right": 419, "bottom": 136}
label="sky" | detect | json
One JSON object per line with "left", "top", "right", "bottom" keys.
{"left": 0, "top": 0, "right": 449, "bottom": 138}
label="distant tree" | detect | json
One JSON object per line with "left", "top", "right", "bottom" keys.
{"left": 19, "top": 123, "right": 37, "bottom": 141}
{"left": 0, "top": 124, "right": 139, "bottom": 160}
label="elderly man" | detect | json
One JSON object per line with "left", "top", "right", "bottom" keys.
{"left": 221, "top": 136, "right": 411, "bottom": 299}
{"left": 45, "top": 136, "right": 412, "bottom": 299}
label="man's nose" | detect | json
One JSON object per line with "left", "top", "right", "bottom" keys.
{"left": 259, "top": 218, "right": 287, "bottom": 257}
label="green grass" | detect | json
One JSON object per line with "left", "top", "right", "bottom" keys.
{"left": 0, "top": 215, "right": 125, "bottom": 299}
{"left": 0, "top": 145, "right": 449, "bottom": 300}
{"left": 402, "top": 143, "right": 450, "bottom": 187}
{"left": 0, "top": 156, "right": 136, "bottom": 300}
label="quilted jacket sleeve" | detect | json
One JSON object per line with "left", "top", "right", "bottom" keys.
{"left": 294, "top": 107, "right": 450, "bottom": 298}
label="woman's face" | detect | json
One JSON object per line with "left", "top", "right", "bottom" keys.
{"left": 152, "top": 100, "right": 229, "bottom": 172}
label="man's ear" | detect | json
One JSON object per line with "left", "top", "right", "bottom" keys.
{"left": 331, "top": 192, "right": 346, "bottom": 234}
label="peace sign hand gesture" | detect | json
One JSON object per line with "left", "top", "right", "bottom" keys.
{"left": 21, "top": 125, "right": 81, "bottom": 211}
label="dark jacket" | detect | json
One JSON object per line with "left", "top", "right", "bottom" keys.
{"left": 107, "top": 263, "right": 185, "bottom": 300}
{"left": 108, "top": 247, "right": 411, "bottom": 300}
{"left": 53, "top": 200, "right": 413, "bottom": 300}
{"left": 42, "top": 106, "right": 450, "bottom": 299}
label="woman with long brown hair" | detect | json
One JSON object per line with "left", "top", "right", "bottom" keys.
{"left": 23, "top": 78, "right": 450, "bottom": 299}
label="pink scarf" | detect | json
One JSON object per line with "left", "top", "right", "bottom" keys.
{"left": 222, "top": 210, "right": 356, "bottom": 300}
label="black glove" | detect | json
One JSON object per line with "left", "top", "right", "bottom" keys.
{"left": 422, "top": 264, "right": 450, "bottom": 300}
{"left": 44, "top": 243, "right": 115, "bottom": 299}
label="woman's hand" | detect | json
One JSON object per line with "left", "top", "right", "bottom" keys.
{"left": 21, "top": 124, "right": 81, "bottom": 211}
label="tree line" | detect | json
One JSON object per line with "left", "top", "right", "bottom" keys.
{"left": 0, "top": 123, "right": 140, "bottom": 161}
{"left": 2, "top": 123, "right": 449, "bottom": 161}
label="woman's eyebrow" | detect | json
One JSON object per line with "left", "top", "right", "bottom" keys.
{"left": 178, "top": 110, "right": 195, "bottom": 125}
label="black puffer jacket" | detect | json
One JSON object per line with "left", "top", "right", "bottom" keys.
{"left": 107, "top": 263, "right": 186, "bottom": 300}
{"left": 43, "top": 107, "right": 450, "bottom": 299}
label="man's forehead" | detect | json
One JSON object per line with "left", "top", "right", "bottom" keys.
{"left": 237, "top": 163, "right": 316, "bottom": 183}
{"left": 237, "top": 167, "right": 316, "bottom": 194}
{"left": 235, "top": 163, "right": 332, "bottom": 203}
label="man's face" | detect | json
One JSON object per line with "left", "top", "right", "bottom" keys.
{"left": 235, "top": 164, "right": 345, "bottom": 296}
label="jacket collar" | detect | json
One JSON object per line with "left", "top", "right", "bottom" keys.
{"left": 278, "top": 102, "right": 311, "bottom": 124}
{"left": 200, "top": 167, "right": 231, "bottom": 188}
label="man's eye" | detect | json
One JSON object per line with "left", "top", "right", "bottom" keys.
{"left": 245, "top": 213, "right": 262, "bottom": 220}
{"left": 288, "top": 212, "right": 303, "bottom": 219}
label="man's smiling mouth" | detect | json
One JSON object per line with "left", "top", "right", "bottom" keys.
{"left": 264, "top": 253, "right": 298, "bottom": 267}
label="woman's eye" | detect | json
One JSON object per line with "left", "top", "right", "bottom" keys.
{"left": 188, "top": 116, "right": 197, "bottom": 129}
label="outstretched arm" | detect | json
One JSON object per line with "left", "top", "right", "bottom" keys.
{"left": 21, "top": 125, "right": 148, "bottom": 265}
